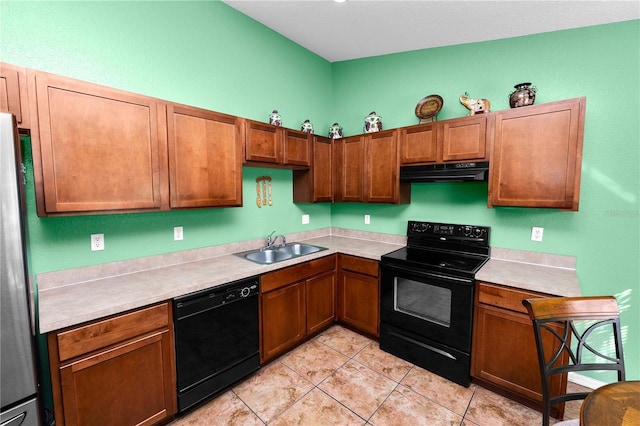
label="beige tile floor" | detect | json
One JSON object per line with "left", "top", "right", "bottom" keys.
{"left": 171, "top": 325, "right": 588, "bottom": 426}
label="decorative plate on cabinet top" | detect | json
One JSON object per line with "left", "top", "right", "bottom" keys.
{"left": 415, "top": 95, "right": 443, "bottom": 122}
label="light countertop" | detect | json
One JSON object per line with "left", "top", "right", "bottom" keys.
{"left": 37, "top": 230, "right": 581, "bottom": 334}
{"left": 37, "top": 229, "right": 404, "bottom": 333}
{"left": 476, "top": 247, "right": 581, "bottom": 297}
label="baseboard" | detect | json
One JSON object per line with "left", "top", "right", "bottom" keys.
{"left": 568, "top": 372, "right": 607, "bottom": 390}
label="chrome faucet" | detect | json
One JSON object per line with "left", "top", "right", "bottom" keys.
{"left": 265, "top": 231, "right": 276, "bottom": 249}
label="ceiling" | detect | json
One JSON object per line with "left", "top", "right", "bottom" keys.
{"left": 222, "top": 0, "right": 640, "bottom": 62}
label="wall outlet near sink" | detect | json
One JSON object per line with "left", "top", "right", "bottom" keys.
{"left": 302, "top": 214, "right": 310, "bottom": 225}
{"left": 531, "top": 227, "right": 544, "bottom": 242}
{"left": 91, "top": 234, "right": 104, "bottom": 251}
{"left": 174, "top": 226, "right": 184, "bottom": 241}
{"left": 364, "top": 214, "right": 371, "bottom": 225}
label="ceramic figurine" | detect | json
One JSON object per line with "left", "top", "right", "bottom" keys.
{"left": 364, "top": 111, "right": 382, "bottom": 133}
{"left": 300, "top": 119, "right": 314, "bottom": 134}
{"left": 459, "top": 92, "right": 490, "bottom": 115}
{"left": 329, "top": 123, "right": 343, "bottom": 139}
{"left": 509, "top": 83, "right": 537, "bottom": 108}
{"left": 269, "top": 110, "right": 282, "bottom": 126}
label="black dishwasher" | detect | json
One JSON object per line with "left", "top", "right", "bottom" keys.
{"left": 173, "top": 276, "right": 260, "bottom": 413}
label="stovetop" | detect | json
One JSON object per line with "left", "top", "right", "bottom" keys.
{"left": 380, "top": 221, "right": 491, "bottom": 278}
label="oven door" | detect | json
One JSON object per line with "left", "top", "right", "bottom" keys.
{"left": 379, "top": 262, "right": 475, "bottom": 353}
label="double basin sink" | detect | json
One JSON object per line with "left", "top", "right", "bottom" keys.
{"left": 236, "top": 243, "right": 327, "bottom": 265}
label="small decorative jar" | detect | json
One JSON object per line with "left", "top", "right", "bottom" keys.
{"left": 364, "top": 111, "right": 382, "bottom": 133}
{"left": 269, "top": 110, "right": 282, "bottom": 126}
{"left": 509, "top": 83, "right": 537, "bottom": 108}
{"left": 329, "top": 123, "right": 343, "bottom": 139}
{"left": 300, "top": 119, "right": 314, "bottom": 134}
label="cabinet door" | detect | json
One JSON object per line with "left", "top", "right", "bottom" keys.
{"left": 167, "top": 104, "right": 242, "bottom": 208}
{"left": 58, "top": 330, "right": 174, "bottom": 426}
{"left": 333, "top": 135, "right": 364, "bottom": 202}
{"left": 284, "top": 129, "right": 311, "bottom": 166}
{"left": 472, "top": 304, "right": 567, "bottom": 417}
{"left": 337, "top": 269, "right": 379, "bottom": 337}
{"left": 400, "top": 123, "right": 438, "bottom": 164}
{"left": 306, "top": 270, "right": 336, "bottom": 335}
{"left": 0, "top": 62, "right": 29, "bottom": 128}
{"left": 311, "top": 136, "right": 333, "bottom": 201}
{"left": 260, "top": 282, "right": 306, "bottom": 363}
{"left": 245, "top": 120, "right": 282, "bottom": 164}
{"left": 365, "top": 130, "right": 398, "bottom": 203}
{"left": 29, "top": 71, "right": 163, "bottom": 215}
{"left": 440, "top": 114, "right": 487, "bottom": 162}
{"left": 489, "top": 98, "right": 585, "bottom": 211}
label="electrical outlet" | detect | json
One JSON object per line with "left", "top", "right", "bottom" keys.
{"left": 174, "top": 226, "right": 183, "bottom": 241}
{"left": 531, "top": 227, "right": 544, "bottom": 242}
{"left": 91, "top": 234, "right": 104, "bottom": 251}
{"left": 364, "top": 214, "right": 371, "bottom": 225}
{"left": 302, "top": 214, "right": 310, "bottom": 224}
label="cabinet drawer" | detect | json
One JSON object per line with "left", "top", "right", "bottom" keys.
{"left": 477, "top": 282, "right": 545, "bottom": 314}
{"left": 56, "top": 302, "right": 170, "bottom": 362}
{"left": 261, "top": 255, "right": 336, "bottom": 293}
{"left": 339, "top": 254, "right": 379, "bottom": 277}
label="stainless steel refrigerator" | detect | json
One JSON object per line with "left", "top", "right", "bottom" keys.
{"left": 1, "top": 112, "right": 42, "bottom": 426}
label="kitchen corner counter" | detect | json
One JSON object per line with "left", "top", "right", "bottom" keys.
{"left": 37, "top": 228, "right": 405, "bottom": 334}
{"left": 476, "top": 247, "right": 581, "bottom": 297}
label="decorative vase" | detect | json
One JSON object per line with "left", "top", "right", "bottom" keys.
{"left": 300, "top": 119, "right": 314, "bottom": 134}
{"left": 269, "top": 110, "right": 282, "bottom": 126}
{"left": 509, "top": 83, "right": 537, "bottom": 108}
{"left": 364, "top": 111, "right": 382, "bottom": 133}
{"left": 329, "top": 123, "right": 343, "bottom": 139}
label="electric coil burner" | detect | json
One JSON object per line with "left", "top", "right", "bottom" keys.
{"left": 379, "top": 221, "right": 490, "bottom": 387}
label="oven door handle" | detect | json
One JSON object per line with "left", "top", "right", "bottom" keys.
{"left": 388, "top": 331, "right": 457, "bottom": 360}
{"left": 380, "top": 262, "right": 474, "bottom": 284}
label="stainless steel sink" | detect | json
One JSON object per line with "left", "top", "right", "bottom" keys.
{"left": 244, "top": 249, "right": 292, "bottom": 264}
{"left": 236, "top": 243, "right": 327, "bottom": 265}
{"left": 277, "top": 243, "right": 322, "bottom": 256}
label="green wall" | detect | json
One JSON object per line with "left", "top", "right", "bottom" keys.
{"left": 330, "top": 21, "right": 640, "bottom": 382}
{"left": 1, "top": 1, "right": 638, "bottom": 382}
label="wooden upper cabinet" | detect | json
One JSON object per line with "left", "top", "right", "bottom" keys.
{"left": 283, "top": 128, "right": 311, "bottom": 167}
{"left": 28, "top": 70, "right": 165, "bottom": 216}
{"left": 333, "top": 135, "right": 364, "bottom": 202}
{"left": 400, "top": 122, "right": 438, "bottom": 164}
{"left": 244, "top": 121, "right": 310, "bottom": 168}
{"left": 1, "top": 62, "right": 30, "bottom": 129}
{"left": 365, "top": 130, "right": 402, "bottom": 203}
{"left": 440, "top": 114, "right": 488, "bottom": 162}
{"left": 244, "top": 120, "right": 283, "bottom": 164}
{"left": 167, "top": 104, "right": 243, "bottom": 208}
{"left": 488, "top": 97, "right": 585, "bottom": 211}
{"left": 400, "top": 115, "right": 487, "bottom": 165}
{"left": 293, "top": 135, "right": 332, "bottom": 203}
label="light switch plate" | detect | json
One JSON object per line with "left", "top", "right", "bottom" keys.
{"left": 302, "top": 214, "right": 310, "bottom": 224}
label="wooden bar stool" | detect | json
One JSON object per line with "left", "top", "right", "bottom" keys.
{"left": 522, "top": 296, "right": 626, "bottom": 426}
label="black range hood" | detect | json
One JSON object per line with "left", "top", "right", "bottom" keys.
{"left": 400, "top": 161, "right": 489, "bottom": 182}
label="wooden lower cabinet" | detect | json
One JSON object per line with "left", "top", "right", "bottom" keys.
{"left": 48, "top": 302, "right": 176, "bottom": 426}
{"left": 306, "top": 270, "right": 336, "bottom": 335}
{"left": 260, "top": 281, "right": 307, "bottom": 362}
{"left": 471, "top": 282, "right": 568, "bottom": 418}
{"left": 260, "top": 255, "right": 336, "bottom": 363}
{"left": 337, "top": 254, "right": 380, "bottom": 337}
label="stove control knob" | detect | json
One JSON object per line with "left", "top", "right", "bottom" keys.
{"left": 463, "top": 226, "right": 473, "bottom": 236}
{"left": 240, "top": 287, "right": 251, "bottom": 297}
{"left": 474, "top": 228, "right": 484, "bottom": 237}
